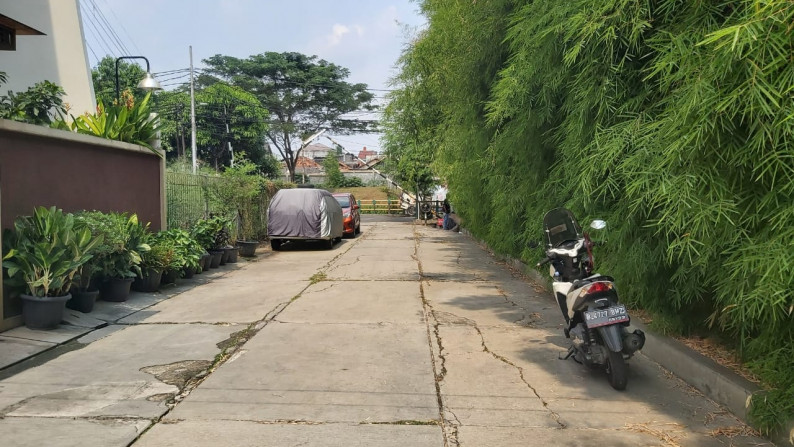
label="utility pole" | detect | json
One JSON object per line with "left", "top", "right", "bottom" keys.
{"left": 189, "top": 46, "right": 197, "bottom": 174}
{"left": 224, "top": 104, "right": 234, "bottom": 167}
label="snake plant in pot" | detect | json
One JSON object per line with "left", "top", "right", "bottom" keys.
{"left": 2, "top": 207, "right": 100, "bottom": 329}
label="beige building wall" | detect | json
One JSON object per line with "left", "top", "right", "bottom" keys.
{"left": 0, "top": 0, "right": 96, "bottom": 116}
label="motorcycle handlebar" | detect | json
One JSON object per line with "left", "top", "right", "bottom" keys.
{"left": 536, "top": 257, "right": 552, "bottom": 267}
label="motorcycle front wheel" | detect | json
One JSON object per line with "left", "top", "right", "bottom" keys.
{"left": 605, "top": 350, "right": 628, "bottom": 391}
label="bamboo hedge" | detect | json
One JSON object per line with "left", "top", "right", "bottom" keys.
{"left": 383, "top": 0, "right": 794, "bottom": 434}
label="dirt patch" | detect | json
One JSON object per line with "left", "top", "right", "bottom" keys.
{"left": 140, "top": 360, "right": 213, "bottom": 390}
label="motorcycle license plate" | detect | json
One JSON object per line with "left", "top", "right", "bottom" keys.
{"left": 584, "top": 305, "right": 629, "bottom": 328}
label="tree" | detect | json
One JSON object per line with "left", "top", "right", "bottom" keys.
{"left": 322, "top": 154, "right": 344, "bottom": 188}
{"left": 91, "top": 56, "right": 147, "bottom": 106}
{"left": 195, "top": 83, "right": 269, "bottom": 171}
{"left": 202, "top": 52, "right": 376, "bottom": 182}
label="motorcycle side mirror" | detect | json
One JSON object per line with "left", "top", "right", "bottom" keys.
{"left": 589, "top": 220, "right": 607, "bottom": 230}
{"left": 526, "top": 241, "right": 540, "bottom": 249}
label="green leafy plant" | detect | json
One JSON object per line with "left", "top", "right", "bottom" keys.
{"left": 0, "top": 72, "right": 66, "bottom": 125}
{"left": 210, "top": 160, "right": 265, "bottom": 241}
{"left": 57, "top": 91, "right": 161, "bottom": 152}
{"left": 154, "top": 229, "right": 203, "bottom": 271}
{"left": 191, "top": 216, "right": 230, "bottom": 251}
{"left": 75, "top": 211, "right": 151, "bottom": 280}
{"left": 2, "top": 207, "right": 100, "bottom": 297}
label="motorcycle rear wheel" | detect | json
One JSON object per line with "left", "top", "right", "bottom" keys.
{"left": 605, "top": 350, "right": 628, "bottom": 391}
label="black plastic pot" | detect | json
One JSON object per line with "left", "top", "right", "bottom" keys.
{"left": 100, "top": 278, "right": 134, "bottom": 302}
{"left": 224, "top": 247, "right": 239, "bottom": 263}
{"left": 132, "top": 269, "right": 162, "bottom": 293}
{"left": 208, "top": 250, "right": 223, "bottom": 268}
{"left": 237, "top": 240, "right": 257, "bottom": 257}
{"left": 219, "top": 248, "right": 229, "bottom": 265}
{"left": 66, "top": 289, "right": 99, "bottom": 313}
{"left": 161, "top": 269, "right": 179, "bottom": 285}
{"left": 182, "top": 265, "right": 196, "bottom": 279}
{"left": 22, "top": 294, "right": 70, "bottom": 329}
{"left": 201, "top": 253, "right": 212, "bottom": 271}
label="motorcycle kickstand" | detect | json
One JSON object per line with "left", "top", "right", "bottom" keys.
{"left": 559, "top": 346, "right": 576, "bottom": 361}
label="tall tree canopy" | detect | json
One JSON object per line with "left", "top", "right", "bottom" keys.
{"left": 386, "top": 0, "right": 794, "bottom": 433}
{"left": 202, "top": 52, "right": 376, "bottom": 181}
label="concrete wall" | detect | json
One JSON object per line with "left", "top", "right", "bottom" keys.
{"left": 0, "top": 0, "right": 96, "bottom": 116}
{"left": 0, "top": 119, "right": 165, "bottom": 330}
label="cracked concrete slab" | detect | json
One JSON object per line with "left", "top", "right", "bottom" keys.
{"left": 0, "top": 323, "right": 241, "bottom": 425}
{"left": 325, "top": 259, "right": 420, "bottom": 281}
{"left": 277, "top": 281, "right": 424, "bottom": 325}
{"left": 166, "top": 322, "right": 439, "bottom": 423}
{"left": 0, "top": 417, "right": 151, "bottom": 447}
{"left": 136, "top": 420, "right": 443, "bottom": 446}
{"left": 119, "top": 280, "right": 311, "bottom": 324}
{"left": 423, "top": 280, "right": 528, "bottom": 328}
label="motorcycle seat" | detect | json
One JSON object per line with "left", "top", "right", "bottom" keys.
{"left": 572, "top": 274, "right": 615, "bottom": 289}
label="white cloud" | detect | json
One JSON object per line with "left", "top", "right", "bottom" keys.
{"left": 327, "top": 24, "right": 351, "bottom": 46}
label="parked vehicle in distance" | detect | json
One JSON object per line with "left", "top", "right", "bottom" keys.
{"left": 332, "top": 192, "right": 361, "bottom": 237}
{"left": 267, "top": 188, "right": 343, "bottom": 250}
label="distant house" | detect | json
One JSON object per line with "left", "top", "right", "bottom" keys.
{"left": 302, "top": 143, "right": 336, "bottom": 161}
{"left": 358, "top": 147, "right": 378, "bottom": 162}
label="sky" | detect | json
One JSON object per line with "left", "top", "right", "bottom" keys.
{"left": 80, "top": 0, "right": 426, "bottom": 154}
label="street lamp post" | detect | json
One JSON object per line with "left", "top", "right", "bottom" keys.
{"left": 114, "top": 56, "right": 162, "bottom": 100}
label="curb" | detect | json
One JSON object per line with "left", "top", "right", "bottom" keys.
{"left": 463, "top": 230, "right": 792, "bottom": 446}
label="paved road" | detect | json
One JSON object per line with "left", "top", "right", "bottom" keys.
{"left": 0, "top": 217, "right": 772, "bottom": 446}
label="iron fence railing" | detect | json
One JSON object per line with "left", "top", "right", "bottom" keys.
{"left": 165, "top": 172, "right": 272, "bottom": 239}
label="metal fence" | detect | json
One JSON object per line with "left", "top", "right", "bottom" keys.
{"left": 165, "top": 172, "right": 272, "bottom": 239}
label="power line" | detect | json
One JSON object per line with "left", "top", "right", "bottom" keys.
{"left": 87, "top": 0, "right": 130, "bottom": 56}
{"left": 81, "top": 0, "right": 126, "bottom": 57}
{"left": 96, "top": 0, "right": 142, "bottom": 55}
{"left": 80, "top": 4, "right": 114, "bottom": 59}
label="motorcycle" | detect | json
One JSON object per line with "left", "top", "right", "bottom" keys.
{"left": 535, "top": 208, "right": 645, "bottom": 390}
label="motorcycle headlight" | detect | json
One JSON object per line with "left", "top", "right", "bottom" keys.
{"left": 343, "top": 211, "right": 351, "bottom": 218}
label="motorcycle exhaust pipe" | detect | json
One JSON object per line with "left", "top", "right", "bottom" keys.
{"left": 622, "top": 330, "right": 646, "bottom": 354}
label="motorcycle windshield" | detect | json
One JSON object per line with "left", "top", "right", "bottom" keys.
{"left": 542, "top": 208, "right": 583, "bottom": 248}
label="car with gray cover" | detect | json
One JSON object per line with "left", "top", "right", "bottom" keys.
{"left": 267, "top": 188, "right": 344, "bottom": 250}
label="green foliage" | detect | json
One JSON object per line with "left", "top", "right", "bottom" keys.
{"left": 155, "top": 229, "right": 204, "bottom": 271}
{"left": 2, "top": 207, "right": 99, "bottom": 297}
{"left": 202, "top": 52, "right": 376, "bottom": 181}
{"left": 0, "top": 72, "right": 66, "bottom": 125}
{"left": 390, "top": 0, "right": 794, "bottom": 433}
{"left": 91, "top": 56, "right": 148, "bottom": 106}
{"left": 57, "top": 91, "right": 161, "bottom": 151}
{"left": 74, "top": 211, "right": 150, "bottom": 280}
{"left": 322, "top": 155, "right": 345, "bottom": 188}
{"left": 195, "top": 83, "right": 269, "bottom": 170}
{"left": 211, "top": 160, "right": 265, "bottom": 241}
{"left": 191, "top": 216, "right": 230, "bottom": 251}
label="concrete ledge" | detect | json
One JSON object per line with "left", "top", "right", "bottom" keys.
{"left": 461, "top": 229, "right": 792, "bottom": 445}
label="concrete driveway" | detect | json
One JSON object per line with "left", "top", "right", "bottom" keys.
{"left": 0, "top": 217, "right": 772, "bottom": 446}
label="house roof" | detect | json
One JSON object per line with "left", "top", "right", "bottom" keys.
{"left": 0, "top": 14, "right": 45, "bottom": 35}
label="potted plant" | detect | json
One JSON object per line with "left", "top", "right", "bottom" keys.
{"left": 68, "top": 214, "right": 106, "bottom": 313}
{"left": 132, "top": 235, "right": 171, "bottom": 292}
{"left": 158, "top": 229, "right": 203, "bottom": 279}
{"left": 80, "top": 211, "right": 150, "bottom": 302}
{"left": 192, "top": 217, "right": 226, "bottom": 268}
{"left": 2, "top": 207, "right": 99, "bottom": 329}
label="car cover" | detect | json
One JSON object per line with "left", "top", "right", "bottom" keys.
{"left": 267, "top": 188, "right": 343, "bottom": 239}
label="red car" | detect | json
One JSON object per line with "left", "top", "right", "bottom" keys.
{"left": 332, "top": 192, "right": 361, "bottom": 237}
